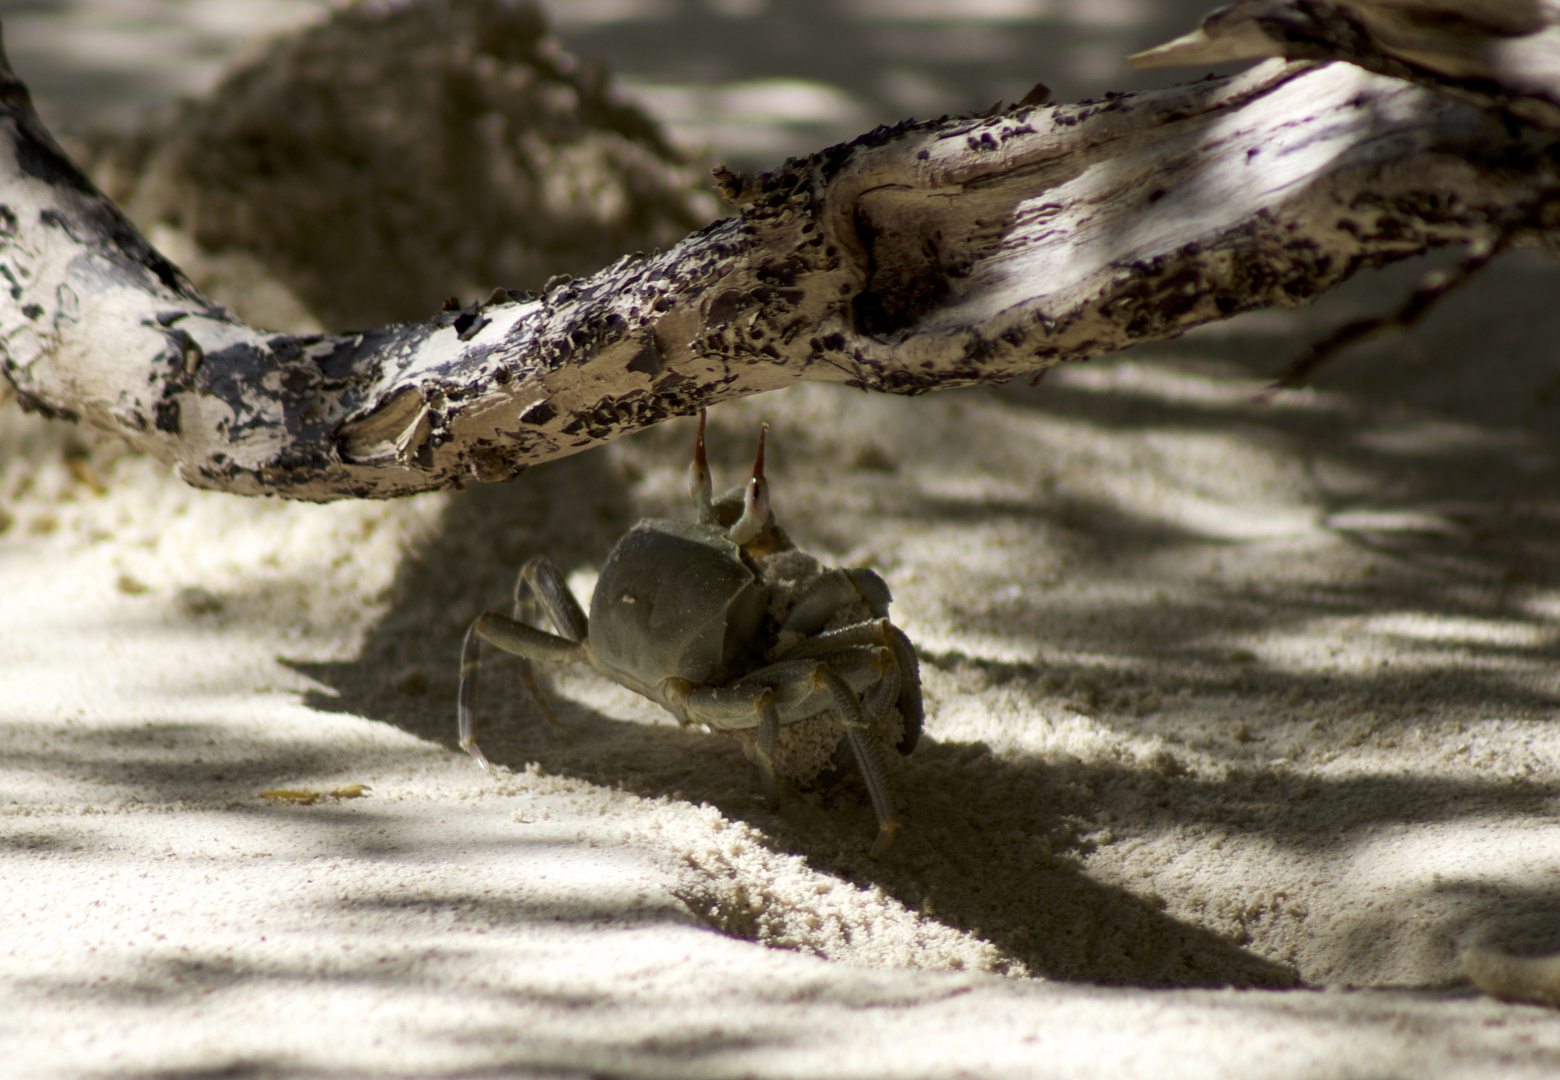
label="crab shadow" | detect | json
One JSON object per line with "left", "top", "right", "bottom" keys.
{"left": 289, "top": 441, "right": 1296, "bottom": 986}
{"left": 295, "top": 247, "right": 1560, "bottom": 991}
{"left": 293, "top": 380, "right": 1560, "bottom": 990}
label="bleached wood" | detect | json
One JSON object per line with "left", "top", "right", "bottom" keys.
{"left": 0, "top": 37, "right": 1552, "bottom": 500}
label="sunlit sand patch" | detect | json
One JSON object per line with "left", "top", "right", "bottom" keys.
{"left": 1050, "top": 358, "right": 1349, "bottom": 413}
{"left": 619, "top": 77, "right": 872, "bottom": 159}
{"left": 1252, "top": 613, "right": 1557, "bottom": 677}
{"left": 1363, "top": 613, "right": 1554, "bottom": 650}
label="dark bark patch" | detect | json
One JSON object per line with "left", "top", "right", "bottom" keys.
{"left": 453, "top": 303, "right": 489, "bottom": 341}
{"left": 521, "top": 398, "right": 557, "bottom": 426}
{"left": 154, "top": 398, "right": 181, "bottom": 434}
{"left": 625, "top": 341, "right": 661, "bottom": 377}
{"left": 312, "top": 326, "right": 403, "bottom": 381}
{"left": 852, "top": 209, "right": 951, "bottom": 337}
{"left": 755, "top": 255, "right": 808, "bottom": 288}
{"left": 705, "top": 289, "right": 751, "bottom": 327}
{"left": 38, "top": 208, "right": 77, "bottom": 239}
{"left": 9, "top": 108, "right": 97, "bottom": 199}
{"left": 11, "top": 389, "right": 79, "bottom": 422}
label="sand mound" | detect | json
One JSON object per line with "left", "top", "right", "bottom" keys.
{"left": 74, "top": 0, "right": 717, "bottom": 333}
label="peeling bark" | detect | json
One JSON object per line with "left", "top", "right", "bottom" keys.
{"left": 3, "top": 21, "right": 1559, "bottom": 500}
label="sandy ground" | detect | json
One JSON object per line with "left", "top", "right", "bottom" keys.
{"left": 9, "top": 2, "right": 1560, "bottom": 1077}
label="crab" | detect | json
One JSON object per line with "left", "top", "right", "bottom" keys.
{"left": 457, "top": 410, "right": 923, "bottom": 853}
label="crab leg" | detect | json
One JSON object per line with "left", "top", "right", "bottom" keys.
{"left": 861, "top": 648, "right": 901, "bottom": 729}
{"left": 755, "top": 695, "right": 781, "bottom": 811}
{"left": 725, "top": 656, "right": 902, "bottom": 850}
{"left": 458, "top": 612, "right": 587, "bottom": 768}
{"left": 664, "top": 679, "right": 774, "bottom": 727}
{"left": 487, "top": 555, "right": 592, "bottom": 732}
{"left": 883, "top": 622, "right": 924, "bottom": 754}
{"left": 812, "top": 664, "right": 899, "bottom": 855}
{"left": 777, "top": 638, "right": 901, "bottom": 730}
{"left": 457, "top": 623, "right": 495, "bottom": 770}
{"left": 667, "top": 680, "right": 784, "bottom": 807}
{"left": 784, "top": 619, "right": 923, "bottom": 752}
{"left": 518, "top": 556, "right": 588, "bottom": 643}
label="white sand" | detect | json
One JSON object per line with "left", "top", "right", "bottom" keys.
{"left": 11, "top": 278, "right": 1560, "bottom": 1071}
{"left": 8, "top": 1, "right": 1560, "bottom": 1076}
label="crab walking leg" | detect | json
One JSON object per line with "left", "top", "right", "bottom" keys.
{"left": 779, "top": 639, "right": 902, "bottom": 730}
{"left": 511, "top": 569, "right": 540, "bottom": 627}
{"left": 667, "top": 680, "right": 783, "bottom": 806}
{"left": 779, "top": 620, "right": 923, "bottom": 751}
{"left": 457, "top": 624, "right": 497, "bottom": 771}
{"left": 861, "top": 648, "right": 901, "bottom": 729}
{"left": 504, "top": 581, "right": 548, "bottom": 736}
{"left": 813, "top": 664, "right": 900, "bottom": 854}
{"left": 755, "top": 695, "right": 781, "bottom": 810}
{"left": 883, "top": 623, "right": 924, "bottom": 754}
{"left": 458, "top": 613, "right": 588, "bottom": 768}
{"left": 519, "top": 556, "right": 589, "bottom": 643}
{"left": 500, "top": 556, "right": 589, "bottom": 726}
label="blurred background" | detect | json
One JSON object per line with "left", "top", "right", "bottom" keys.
{"left": 0, "top": 0, "right": 1237, "bottom": 169}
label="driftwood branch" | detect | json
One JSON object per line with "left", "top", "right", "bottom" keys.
{"left": 1270, "top": 235, "right": 1500, "bottom": 390}
{"left": 4, "top": 7, "right": 1560, "bottom": 500}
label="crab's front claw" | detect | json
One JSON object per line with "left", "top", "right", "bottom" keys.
{"left": 781, "top": 568, "right": 892, "bottom": 637}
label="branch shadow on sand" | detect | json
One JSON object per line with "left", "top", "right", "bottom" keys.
{"left": 293, "top": 277, "right": 1560, "bottom": 987}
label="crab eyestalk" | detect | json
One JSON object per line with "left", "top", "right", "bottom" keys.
{"left": 727, "top": 422, "right": 771, "bottom": 546}
{"left": 687, "top": 409, "right": 714, "bottom": 523}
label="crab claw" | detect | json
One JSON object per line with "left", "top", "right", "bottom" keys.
{"left": 687, "top": 408, "right": 714, "bottom": 522}
{"left": 727, "top": 422, "right": 771, "bottom": 545}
